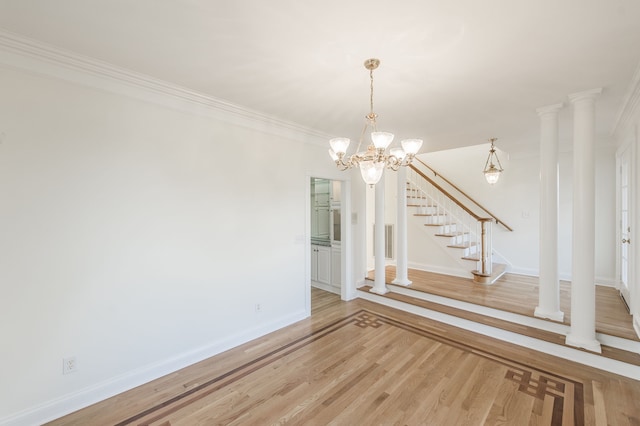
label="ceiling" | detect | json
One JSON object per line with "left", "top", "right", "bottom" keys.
{"left": 0, "top": 0, "right": 638, "bottom": 155}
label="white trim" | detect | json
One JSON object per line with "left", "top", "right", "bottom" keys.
{"left": 358, "top": 291, "right": 640, "bottom": 380}
{"left": 595, "top": 276, "right": 618, "bottom": 287}
{"left": 0, "top": 310, "right": 307, "bottom": 426}
{"left": 373, "top": 283, "right": 640, "bottom": 354}
{"left": 506, "top": 269, "right": 617, "bottom": 288}
{"left": 509, "top": 267, "right": 539, "bottom": 277}
{"left": 612, "top": 60, "right": 640, "bottom": 137}
{"left": 0, "top": 29, "right": 332, "bottom": 146}
{"left": 311, "top": 282, "right": 339, "bottom": 295}
{"left": 407, "top": 261, "right": 473, "bottom": 279}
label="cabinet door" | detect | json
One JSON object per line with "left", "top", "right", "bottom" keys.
{"left": 311, "top": 208, "right": 319, "bottom": 238}
{"left": 330, "top": 180, "right": 341, "bottom": 204}
{"left": 310, "top": 245, "right": 318, "bottom": 281}
{"left": 331, "top": 248, "right": 341, "bottom": 288}
{"left": 316, "top": 246, "right": 331, "bottom": 285}
{"left": 317, "top": 206, "right": 330, "bottom": 238}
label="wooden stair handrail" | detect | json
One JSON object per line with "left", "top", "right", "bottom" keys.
{"left": 409, "top": 164, "right": 490, "bottom": 223}
{"left": 414, "top": 158, "right": 514, "bottom": 232}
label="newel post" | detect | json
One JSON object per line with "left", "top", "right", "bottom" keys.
{"left": 479, "top": 218, "right": 493, "bottom": 276}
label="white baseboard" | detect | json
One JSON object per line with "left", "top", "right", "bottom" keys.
{"left": 407, "top": 262, "right": 472, "bottom": 279}
{"left": 499, "top": 269, "right": 618, "bottom": 288}
{"left": 0, "top": 310, "right": 307, "bottom": 426}
{"left": 311, "top": 281, "right": 340, "bottom": 295}
{"left": 509, "top": 267, "right": 539, "bottom": 277}
{"left": 595, "top": 276, "right": 618, "bottom": 287}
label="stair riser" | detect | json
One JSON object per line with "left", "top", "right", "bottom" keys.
{"left": 414, "top": 206, "right": 439, "bottom": 215}
{"left": 423, "top": 215, "right": 449, "bottom": 225}
{"left": 447, "top": 234, "right": 469, "bottom": 245}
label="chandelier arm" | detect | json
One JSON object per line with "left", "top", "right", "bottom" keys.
{"left": 354, "top": 122, "right": 368, "bottom": 155}
{"left": 484, "top": 153, "right": 492, "bottom": 170}
{"left": 494, "top": 152, "right": 504, "bottom": 171}
{"left": 386, "top": 155, "right": 400, "bottom": 170}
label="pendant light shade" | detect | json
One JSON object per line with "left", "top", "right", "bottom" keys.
{"left": 483, "top": 138, "right": 504, "bottom": 185}
{"left": 359, "top": 160, "right": 385, "bottom": 185}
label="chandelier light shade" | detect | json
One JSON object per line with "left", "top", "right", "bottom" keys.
{"left": 483, "top": 138, "right": 504, "bottom": 185}
{"left": 328, "top": 58, "right": 423, "bottom": 186}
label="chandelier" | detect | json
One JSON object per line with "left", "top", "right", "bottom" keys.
{"left": 328, "top": 58, "right": 423, "bottom": 186}
{"left": 483, "top": 137, "right": 504, "bottom": 185}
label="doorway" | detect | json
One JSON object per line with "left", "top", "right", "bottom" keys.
{"left": 617, "top": 143, "right": 634, "bottom": 310}
{"left": 310, "top": 178, "right": 342, "bottom": 296}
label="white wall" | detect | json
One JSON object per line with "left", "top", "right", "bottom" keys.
{"left": 0, "top": 62, "right": 356, "bottom": 424}
{"left": 414, "top": 143, "right": 617, "bottom": 282}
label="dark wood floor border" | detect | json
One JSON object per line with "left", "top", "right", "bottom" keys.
{"left": 115, "top": 308, "right": 584, "bottom": 425}
{"left": 371, "top": 311, "right": 585, "bottom": 425}
{"left": 115, "top": 311, "right": 366, "bottom": 425}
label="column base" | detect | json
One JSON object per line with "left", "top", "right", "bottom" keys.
{"left": 565, "top": 333, "right": 602, "bottom": 353}
{"left": 391, "top": 278, "right": 412, "bottom": 286}
{"left": 534, "top": 307, "right": 564, "bottom": 322}
{"left": 370, "top": 286, "right": 389, "bottom": 295}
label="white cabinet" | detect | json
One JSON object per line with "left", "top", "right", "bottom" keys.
{"left": 311, "top": 245, "right": 331, "bottom": 285}
{"left": 311, "top": 206, "right": 330, "bottom": 239}
{"left": 330, "top": 180, "right": 341, "bottom": 205}
{"left": 311, "top": 178, "right": 330, "bottom": 239}
{"left": 331, "top": 246, "right": 341, "bottom": 288}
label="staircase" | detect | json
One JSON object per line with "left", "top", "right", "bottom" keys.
{"left": 358, "top": 161, "right": 640, "bottom": 379}
{"left": 406, "top": 161, "right": 510, "bottom": 284}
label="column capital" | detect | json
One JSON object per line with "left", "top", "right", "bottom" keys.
{"left": 536, "top": 103, "right": 563, "bottom": 117}
{"left": 568, "top": 88, "right": 602, "bottom": 104}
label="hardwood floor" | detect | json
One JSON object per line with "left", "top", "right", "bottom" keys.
{"left": 368, "top": 266, "right": 637, "bottom": 341}
{"left": 47, "top": 288, "right": 640, "bottom": 425}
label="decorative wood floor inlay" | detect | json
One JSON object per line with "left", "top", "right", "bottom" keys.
{"left": 113, "top": 310, "right": 583, "bottom": 425}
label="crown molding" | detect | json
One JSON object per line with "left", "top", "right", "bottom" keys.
{"left": 611, "top": 60, "right": 640, "bottom": 137}
{"left": 0, "top": 28, "right": 332, "bottom": 145}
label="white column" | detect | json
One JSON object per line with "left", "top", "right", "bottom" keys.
{"left": 535, "top": 103, "right": 565, "bottom": 322}
{"left": 392, "top": 166, "right": 411, "bottom": 286}
{"left": 372, "top": 173, "right": 389, "bottom": 294}
{"left": 566, "top": 88, "right": 602, "bottom": 353}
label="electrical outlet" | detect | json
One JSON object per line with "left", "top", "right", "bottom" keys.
{"left": 63, "top": 356, "right": 77, "bottom": 375}
{"left": 255, "top": 303, "right": 261, "bottom": 312}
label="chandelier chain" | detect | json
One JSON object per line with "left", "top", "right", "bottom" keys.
{"left": 370, "top": 68, "right": 374, "bottom": 117}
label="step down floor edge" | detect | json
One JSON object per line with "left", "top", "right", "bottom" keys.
{"left": 357, "top": 284, "right": 640, "bottom": 380}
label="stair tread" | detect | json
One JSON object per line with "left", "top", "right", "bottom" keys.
{"left": 435, "top": 232, "right": 468, "bottom": 237}
{"left": 447, "top": 242, "right": 477, "bottom": 248}
{"left": 461, "top": 256, "right": 480, "bottom": 261}
{"left": 359, "top": 284, "right": 640, "bottom": 366}
{"left": 414, "top": 213, "right": 447, "bottom": 217}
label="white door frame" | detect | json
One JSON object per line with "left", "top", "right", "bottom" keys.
{"left": 305, "top": 175, "right": 354, "bottom": 315}
{"left": 616, "top": 141, "right": 635, "bottom": 312}
{"left": 616, "top": 143, "right": 635, "bottom": 312}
